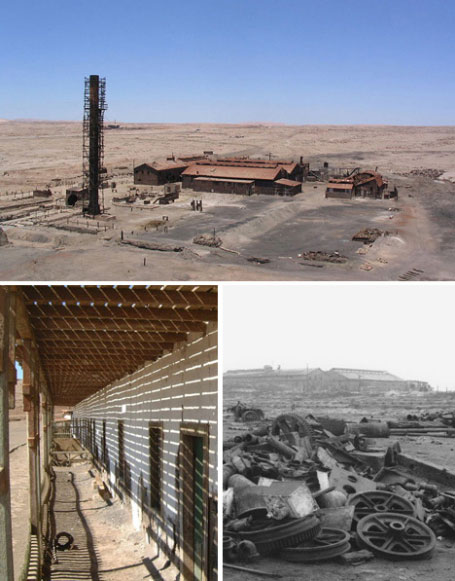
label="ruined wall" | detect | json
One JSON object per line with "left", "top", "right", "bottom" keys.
{"left": 71, "top": 321, "right": 217, "bottom": 575}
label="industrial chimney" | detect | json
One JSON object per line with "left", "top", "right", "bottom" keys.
{"left": 82, "top": 75, "right": 107, "bottom": 215}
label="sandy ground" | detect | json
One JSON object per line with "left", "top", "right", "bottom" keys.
{"left": 46, "top": 462, "right": 179, "bottom": 581}
{"left": 223, "top": 392, "right": 455, "bottom": 581}
{"left": 9, "top": 419, "right": 29, "bottom": 581}
{"left": 1, "top": 121, "right": 455, "bottom": 281}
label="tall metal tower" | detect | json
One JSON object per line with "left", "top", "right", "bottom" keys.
{"left": 82, "top": 75, "right": 107, "bottom": 215}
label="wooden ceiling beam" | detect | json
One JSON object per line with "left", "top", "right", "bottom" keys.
{"left": 41, "top": 351, "right": 161, "bottom": 360}
{"left": 22, "top": 286, "right": 217, "bottom": 308}
{"left": 26, "top": 304, "right": 217, "bottom": 322}
{"left": 29, "top": 317, "right": 207, "bottom": 333}
{"left": 38, "top": 343, "right": 172, "bottom": 354}
{"left": 35, "top": 329, "right": 186, "bottom": 342}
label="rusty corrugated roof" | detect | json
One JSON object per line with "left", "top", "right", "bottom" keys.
{"left": 194, "top": 177, "right": 254, "bottom": 184}
{"left": 326, "top": 182, "right": 354, "bottom": 190}
{"left": 135, "top": 161, "right": 189, "bottom": 172}
{"left": 275, "top": 178, "right": 302, "bottom": 187}
{"left": 183, "top": 164, "right": 282, "bottom": 181}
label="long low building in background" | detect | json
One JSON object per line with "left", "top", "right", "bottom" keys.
{"left": 224, "top": 365, "right": 432, "bottom": 403}
{"left": 182, "top": 161, "right": 303, "bottom": 195}
{"left": 133, "top": 155, "right": 308, "bottom": 195}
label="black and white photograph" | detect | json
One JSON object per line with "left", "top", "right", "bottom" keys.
{"left": 223, "top": 284, "right": 455, "bottom": 580}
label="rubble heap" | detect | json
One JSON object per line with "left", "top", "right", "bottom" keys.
{"left": 223, "top": 413, "right": 455, "bottom": 569}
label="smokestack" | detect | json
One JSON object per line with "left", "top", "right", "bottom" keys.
{"left": 88, "top": 75, "right": 101, "bottom": 215}
{"left": 83, "top": 75, "right": 106, "bottom": 215}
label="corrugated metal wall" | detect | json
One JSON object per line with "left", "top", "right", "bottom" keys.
{"left": 71, "top": 321, "right": 217, "bottom": 576}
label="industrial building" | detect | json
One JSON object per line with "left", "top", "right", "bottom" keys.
{"left": 134, "top": 161, "right": 190, "bottom": 185}
{"left": 0, "top": 285, "right": 218, "bottom": 581}
{"left": 328, "top": 368, "right": 431, "bottom": 393}
{"left": 326, "top": 170, "right": 388, "bottom": 199}
{"left": 224, "top": 366, "right": 432, "bottom": 403}
{"left": 133, "top": 155, "right": 307, "bottom": 195}
{"left": 182, "top": 159, "right": 304, "bottom": 195}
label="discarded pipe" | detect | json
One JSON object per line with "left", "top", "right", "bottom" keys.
{"left": 228, "top": 474, "right": 255, "bottom": 492}
{"left": 266, "top": 436, "right": 296, "bottom": 459}
{"left": 224, "top": 563, "right": 283, "bottom": 578}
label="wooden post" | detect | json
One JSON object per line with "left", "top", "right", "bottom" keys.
{"left": 41, "top": 395, "right": 49, "bottom": 473}
{"left": 0, "top": 288, "right": 14, "bottom": 580}
{"left": 23, "top": 340, "right": 42, "bottom": 566}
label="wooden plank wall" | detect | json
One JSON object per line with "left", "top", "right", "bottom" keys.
{"left": 71, "top": 321, "right": 217, "bottom": 576}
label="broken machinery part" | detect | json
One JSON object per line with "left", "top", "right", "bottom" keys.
{"left": 356, "top": 513, "right": 436, "bottom": 560}
{"left": 348, "top": 491, "right": 416, "bottom": 528}
{"left": 280, "top": 527, "right": 351, "bottom": 562}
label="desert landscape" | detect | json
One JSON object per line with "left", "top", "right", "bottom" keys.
{"left": 1, "top": 120, "right": 455, "bottom": 281}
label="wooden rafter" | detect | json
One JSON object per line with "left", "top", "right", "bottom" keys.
{"left": 13, "top": 285, "right": 217, "bottom": 406}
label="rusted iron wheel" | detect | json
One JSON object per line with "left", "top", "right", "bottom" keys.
{"left": 280, "top": 528, "right": 351, "bottom": 562}
{"left": 348, "top": 491, "right": 416, "bottom": 528}
{"left": 271, "top": 413, "right": 314, "bottom": 445}
{"left": 242, "top": 409, "right": 264, "bottom": 422}
{"left": 357, "top": 513, "right": 436, "bottom": 559}
{"left": 233, "top": 515, "right": 321, "bottom": 555}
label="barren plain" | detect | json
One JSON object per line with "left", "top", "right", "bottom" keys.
{"left": 1, "top": 121, "right": 455, "bottom": 281}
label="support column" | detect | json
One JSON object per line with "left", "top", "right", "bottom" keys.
{"left": 23, "top": 340, "right": 42, "bottom": 567}
{"left": 41, "top": 395, "right": 49, "bottom": 474}
{"left": 0, "top": 288, "right": 14, "bottom": 581}
{"left": 48, "top": 404, "right": 54, "bottom": 463}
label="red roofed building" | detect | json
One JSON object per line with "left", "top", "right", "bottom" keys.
{"left": 134, "top": 161, "right": 190, "bottom": 185}
{"left": 326, "top": 170, "right": 388, "bottom": 199}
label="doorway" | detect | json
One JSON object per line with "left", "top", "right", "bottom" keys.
{"left": 179, "top": 424, "right": 209, "bottom": 581}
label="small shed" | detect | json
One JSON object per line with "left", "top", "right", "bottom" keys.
{"left": 65, "top": 187, "right": 89, "bottom": 206}
{"left": 274, "top": 178, "right": 302, "bottom": 195}
{"left": 325, "top": 182, "right": 354, "bottom": 199}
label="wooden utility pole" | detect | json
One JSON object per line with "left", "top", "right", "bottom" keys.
{"left": 0, "top": 288, "right": 14, "bottom": 581}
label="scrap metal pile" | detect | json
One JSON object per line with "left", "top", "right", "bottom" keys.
{"left": 223, "top": 413, "right": 455, "bottom": 571}
{"left": 389, "top": 410, "right": 455, "bottom": 437}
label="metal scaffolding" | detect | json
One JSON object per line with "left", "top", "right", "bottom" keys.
{"left": 82, "top": 75, "right": 107, "bottom": 215}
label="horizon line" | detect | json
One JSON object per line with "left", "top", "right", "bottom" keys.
{"left": 2, "top": 118, "right": 455, "bottom": 128}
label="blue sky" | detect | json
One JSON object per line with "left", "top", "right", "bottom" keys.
{"left": 1, "top": 0, "right": 454, "bottom": 124}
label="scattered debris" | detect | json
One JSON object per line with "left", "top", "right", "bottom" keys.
{"left": 193, "top": 233, "right": 222, "bottom": 247}
{"left": 228, "top": 402, "right": 265, "bottom": 422}
{"left": 120, "top": 239, "right": 183, "bottom": 252}
{"left": 398, "top": 268, "right": 424, "bottom": 281}
{"left": 247, "top": 257, "right": 271, "bottom": 264}
{"left": 406, "top": 169, "right": 445, "bottom": 179}
{"left": 352, "top": 229, "right": 387, "bottom": 244}
{"left": 297, "top": 251, "right": 347, "bottom": 264}
{"left": 223, "top": 412, "right": 455, "bottom": 570}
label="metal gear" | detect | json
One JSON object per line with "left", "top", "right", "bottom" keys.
{"left": 233, "top": 514, "right": 321, "bottom": 555}
{"left": 348, "top": 491, "right": 416, "bottom": 528}
{"left": 356, "top": 512, "right": 436, "bottom": 560}
{"left": 280, "top": 527, "right": 351, "bottom": 562}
